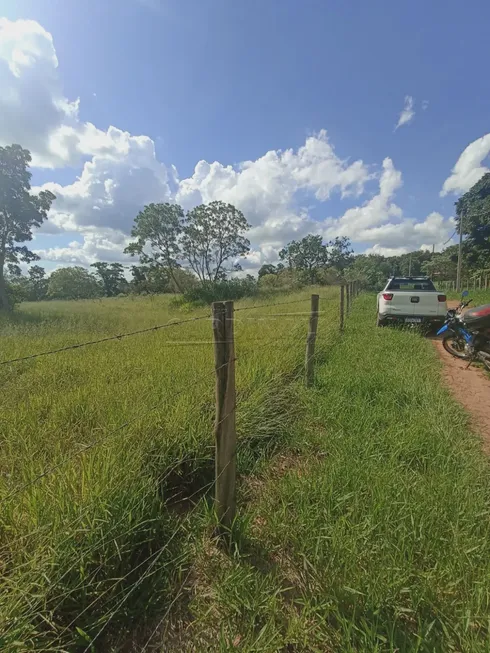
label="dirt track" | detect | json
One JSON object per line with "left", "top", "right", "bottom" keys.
{"left": 434, "top": 301, "right": 490, "bottom": 455}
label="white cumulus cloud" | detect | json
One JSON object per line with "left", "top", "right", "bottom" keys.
{"left": 395, "top": 95, "right": 415, "bottom": 131}
{"left": 176, "top": 130, "right": 371, "bottom": 219}
{"left": 1, "top": 17, "right": 455, "bottom": 269}
{"left": 322, "top": 160, "right": 454, "bottom": 253}
{"left": 440, "top": 133, "right": 490, "bottom": 196}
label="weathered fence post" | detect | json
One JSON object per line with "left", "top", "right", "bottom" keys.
{"left": 212, "top": 300, "right": 236, "bottom": 535}
{"left": 346, "top": 281, "right": 351, "bottom": 315}
{"left": 340, "top": 284, "right": 345, "bottom": 333}
{"left": 305, "top": 294, "right": 319, "bottom": 387}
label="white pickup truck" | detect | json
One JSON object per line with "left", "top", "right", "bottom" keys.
{"left": 377, "top": 277, "right": 447, "bottom": 328}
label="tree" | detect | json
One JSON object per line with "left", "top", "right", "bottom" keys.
{"left": 167, "top": 268, "right": 198, "bottom": 293}
{"left": 28, "top": 265, "right": 48, "bottom": 301}
{"left": 91, "top": 262, "right": 127, "bottom": 297}
{"left": 124, "top": 203, "right": 185, "bottom": 292}
{"left": 258, "top": 264, "right": 277, "bottom": 278}
{"left": 346, "top": 254, "right": 393, "bottom": 289}
{"left": 0, "top": 144, "right": 55, "bottom": 310}
{"left": 327, "top": 236, "right": 354, "bottom": 273}
{"left": 422, "top": 249, "right": 458, "bottom": 281}
{"left": 182, "top": 201, "right": 250, "bottom": 282}
{"left": 279, "top": 235, "right": 328, "bottom": 283}
{"left": 456, "top": 172, "right": 490, "bottom": 269}
{"left": 47, "top": 267, "right": 102, "bottom": 300}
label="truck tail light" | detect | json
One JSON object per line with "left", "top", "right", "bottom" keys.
{"left": 382, "top": 293, "right": 393, "bottom": 301}
{"left": 437, "top": 295, "right": 446, "bottom": 302}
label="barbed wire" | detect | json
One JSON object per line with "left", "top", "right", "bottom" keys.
{"left": 0, "top": 359, "right": 235, "bottom": 506}
{"left": 233, "top": 297, "right": 310, "bottom": 312}
{"left": 0, "top": 292, "right": 361, "bottom": 651}
{"left": 0, "top": 314, "right": 212, "bottom": 366}
{"left": 140, "top": 567, "right": 193, "bottom": 652}
{"left": 0, "top": 295, "right": 340, "bottom": 366}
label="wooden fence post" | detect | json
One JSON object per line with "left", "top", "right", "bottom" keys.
{"left": 212, "top": 300, "right": 236, "bottom": 535}
{"left": 340, "top": 284, "right": 345, "bottom": 333}
{"left": 305, "top": 294, "right": 319, "bottom": 387}
{"left": 346, "top": 281, "right": 351, "bottom": 314}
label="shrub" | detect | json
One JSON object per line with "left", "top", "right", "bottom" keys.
{"left": 182, "top": 277, "right": 259, "bottom": 305}
{"left": 259, "top": 269, "right": 304, "bottom": 293}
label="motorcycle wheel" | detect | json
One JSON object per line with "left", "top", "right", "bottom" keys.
{"left": 442, "top": 333, "right": 469, "bottom": 359}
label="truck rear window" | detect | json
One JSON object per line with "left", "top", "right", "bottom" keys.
{"left": 387, "top": 278, "right": 436, "bottom": 291}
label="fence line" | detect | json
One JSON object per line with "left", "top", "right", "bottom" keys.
{"left": 438, "top": 277, "right": 490, "bottom": 292}
{"left": 0, "top": 314, "right": 213, "bottom": 366}
{"left": 1, "top": 284, "right": 363, "bottom": 650}
{"left": 0, "top": 359, "right": 235, "bottom": 506}
{"left": 0, "top": 295, "right": 336, "bottom": 367}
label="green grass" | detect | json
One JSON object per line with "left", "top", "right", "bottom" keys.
{"left": 0, "top": 289, "right": 340, "bottom": 651}
{"left": 444, "top": 288, "right": 490, "bottom": 306}
{"left": 177, "top": 295, "right": 490, "bottom": 652}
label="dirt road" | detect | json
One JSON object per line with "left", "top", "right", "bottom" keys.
{"left": 434, "top": 301, "right": 490, "bottom": 454}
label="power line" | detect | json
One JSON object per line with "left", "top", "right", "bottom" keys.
{"left": 442, "top": 230, "right": 457, "bottom": 247}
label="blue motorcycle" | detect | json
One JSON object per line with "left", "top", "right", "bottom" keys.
{"left": 437, "top": 291, "right": 490, "bottom": 371}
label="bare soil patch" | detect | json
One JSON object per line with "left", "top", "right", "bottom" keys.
{"left": 434, "top": 300, "right": 490, "bottom": 454}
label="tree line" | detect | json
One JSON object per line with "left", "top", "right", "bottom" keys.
{"left": 2, "top": 143, "right": 490, "bottom": 310}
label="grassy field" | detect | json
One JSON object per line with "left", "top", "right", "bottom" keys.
{"left": 445, "top": 288, "right": 490, "bottom": 306}
{"left": 0, "top": 289, "right": 340, "bottom": 651}
{"left": 3, "top": 290, "right": 490, "bottom": 652}
{"left": 170, "top": 295, "right": 490, "bottom": 652}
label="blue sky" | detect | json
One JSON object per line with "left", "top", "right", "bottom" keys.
{"left": 1, "top": 0, "right": 489, "bottom": 272}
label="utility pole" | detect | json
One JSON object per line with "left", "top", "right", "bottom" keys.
{"left": 456, "top": 210, "right": 464, "bottom": 292}
{"left": 408, "top": 253, "right": 412, "bottom": 277}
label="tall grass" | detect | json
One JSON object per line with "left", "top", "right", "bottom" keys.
{"left": 0, "top": 289, "right": 339, "bottom": 651}
{"left": 445, "top": 287, "right": 490, "bottom": 306}
{"left": 180, "top": 295, "right": 490, "bottom": 652}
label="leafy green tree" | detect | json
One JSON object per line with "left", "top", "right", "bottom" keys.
{"left": 279, "top": 235, "right": 328, "bottom": 283}
{"left": 456, "top": 172, "right": 490, "bottom": 269}
{"left": 47, "top": 267, "right": 102, "bottom": 300}
{"left": 422, "top": 249, "right": 458, "bottom": 281}
{"left": 28, "top": 265, "right": 48, "bottom": 301}
{"left": 124, "top": 203, "right": 184, "bottom": 291}
{"left": 327, "top": 236, "right": 354, "bottom": 273}
{"left": 91, "top": 262, "right": 127, "bottom": 296}
{"left": 130, "top": 264, "right": 151, "bottom": 293}
{"left": 167, "top": 268, "right": 198, "bottom": 293}
{"left": 391, "top": 250, "right": 432, "bottom": 277}
{"left": 0, "top": 144, "right": 55, "bottom": 310}
{"left": 346, "top": 254, "right": 392, "bottom": 290}
{"left": 182, "top": 201, "right": 250, "bottom": 282}
{"left": 258, "top": 263, "right": 277, "bottom": 278}
{"left": 126, "top": 201, "right": 250, "bottom": 288}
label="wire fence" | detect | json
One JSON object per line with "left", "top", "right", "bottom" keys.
{"left": 0, "top": 282, "right": 362, "bottom": 652}
{"left": 438, "top": 276, "right": 490, "bottom": 292}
